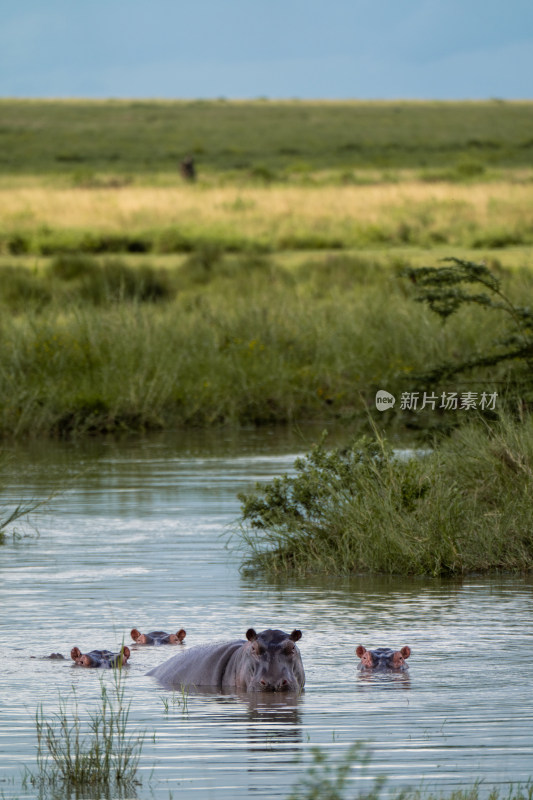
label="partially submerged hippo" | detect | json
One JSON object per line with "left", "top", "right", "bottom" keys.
{"left": 356, "top": 645, "right": 411, "bottom": 671}
{"left": 147, "top": 628, "right": 305, "bottom": 692}
{"left": 71, "top": 646, "right": 130, "bottom": 668}
{"left": 131, "top": 628, "right": 186, "bottom": 645}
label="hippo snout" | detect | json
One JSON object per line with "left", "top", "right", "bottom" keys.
{"left": 258, "top": 674, "right": 295, "bottom": 691}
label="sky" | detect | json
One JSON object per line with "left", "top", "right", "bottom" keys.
{"left": 1, "top": 0, "right": 532, "bottom": 100}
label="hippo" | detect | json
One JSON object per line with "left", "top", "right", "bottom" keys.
{"left": 71, "top": 646, "right": 130, "bottom": 668}
{"left": 130, "top": 628, "right": 186, "bottom": 646}
{"left": 356, "top": 645, "right": 411, "bottom": 671}
{"left": 147, "top": 628, "right": 305, "bottom": 692}
{"left": 30, "top": 653, "right": 66, "bottom": 660}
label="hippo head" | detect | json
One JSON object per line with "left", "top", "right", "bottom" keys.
{"left": 71, "top": 646, "right": 130, "bottom": 668}
{"left": 356, "top": 645, "right": 411, "bottom": 672}
{"left": 245, "top": 628, "right": 305, "bottom": 692}
{"left": 130, "top": 628, "right": 186, "bottom": 645}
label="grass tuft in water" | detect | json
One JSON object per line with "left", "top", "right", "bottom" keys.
{"left": 237, "top": 415, "right": 533, "bottom": 576}
{"left": 25, "top": 670, "right": 144, "bottom": 795}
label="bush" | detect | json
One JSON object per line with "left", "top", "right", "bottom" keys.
{"left": 237, "top": 417, "right": 533, "bottom": 576}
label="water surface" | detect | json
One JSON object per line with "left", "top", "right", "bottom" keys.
{"left": 1, "top": 429, "right": 532, "bottom": 798}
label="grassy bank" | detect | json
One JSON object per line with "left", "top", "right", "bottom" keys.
{"left": 237, "top": 415, "right": 533, "bottom": 576}
{"left": 1, "top": 253, "right": 530, "bottom": 438}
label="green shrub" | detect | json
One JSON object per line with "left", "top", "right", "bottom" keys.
{"left": 237, "top": 417, "right": 533, "bottom": 576}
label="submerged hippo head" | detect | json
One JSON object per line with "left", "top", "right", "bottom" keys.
{"left": 130, "top": 628, "right": 186, "bottom": 646}
{"left": 71, "top": 646, "right": 130, "bottom": 668}
{"left": 356, "top": 645, "right": 411, "bottom": 672}
{"left": 243, "top": 628, "right": 305, "bottom": 692}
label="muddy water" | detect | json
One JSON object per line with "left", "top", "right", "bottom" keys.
{"left": 0, "top": 429, "right": 532, "bottom": 799}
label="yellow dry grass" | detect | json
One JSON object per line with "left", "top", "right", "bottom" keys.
{"left": 1, "top": 180, "right": 532, "bottom": 239}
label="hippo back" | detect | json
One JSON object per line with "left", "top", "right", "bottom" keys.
{"left": 147, "top": 640, "right": 245, "bottom": 689}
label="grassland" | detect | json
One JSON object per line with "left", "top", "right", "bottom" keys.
{"left": 1, "top": 99, "right": 533, "bottom": 178}
{"left": 0, "top": 100, "right": 532, "bottom": 440}
{"left": 2, "top": 180, "right": 533, "bottom": 256}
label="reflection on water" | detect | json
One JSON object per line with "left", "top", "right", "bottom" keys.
{"left": 1, "top": 427, "right": 533, "bottom": 799}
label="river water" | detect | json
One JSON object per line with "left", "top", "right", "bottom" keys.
{"left": 0, "top": 428, "right": 532, "bottom": 799}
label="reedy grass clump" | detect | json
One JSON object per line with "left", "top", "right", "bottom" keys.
{"left": 25, "top": 672, "right": 144, "bottom": 795}
{"left": 237, "top": 415, "right": 533, "bottom": 576}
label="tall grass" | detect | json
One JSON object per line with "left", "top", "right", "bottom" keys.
{"left": 237, "top": 415, "right": 533, "bottom": 576}
{"left": 2, "top": 252, "right": 526, "bottom": 438}
{"left": 25, "top": 671, "right": 144, "bottom": 795}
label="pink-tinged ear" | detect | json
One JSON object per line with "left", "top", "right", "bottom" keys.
{"left": 290, "top": 629, "right": 302, "bottom": 642}
{"left": 177, "top": 629, "right": 186, "bottom": 642}
{"left": 71, "top": 647, "right": 82, "bottom": 661}
{"left": 400, "top": 646, "right": 411, "bottom": 659}
{"left": 355, "top": 645, "right": 367, "bottom": 658}
{"left": 130, "top": 628, "right": 141, "bottom": 642}
{"left": 246, "top": 628, "right": 257, "bottom": 641}
{"left": 121, "top": 646, "right": 130, "bottom": 661}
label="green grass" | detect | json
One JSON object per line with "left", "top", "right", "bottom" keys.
{"left": 24, "top": 671, "right": 144, "bottom": 795}
{"left": 2, "top": 252, "right": 531, "bottom": 438}
{"left": 1, "top": 99, "right": 532, "bottom": 178}
{"left": 237, "top": 414, "right": 533, "bottom": 576}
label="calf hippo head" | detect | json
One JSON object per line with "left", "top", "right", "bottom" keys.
{"left": 130, "top": 628, "right": 186, "bottom": 645}
{"left": 356, "top": 645, "right": 411, "bottom": 672}
{"left": 244, "top": 628, "right": 305, "bottom": 692}
{"left": 71, "top": 646, "right": 130, "bottom": 668}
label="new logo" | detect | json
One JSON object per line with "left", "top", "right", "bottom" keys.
{"left": 375, "top": 390, "right": 396, "bottom": 411}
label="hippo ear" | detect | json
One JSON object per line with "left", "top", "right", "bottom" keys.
{"left": 400, "top": 646, "right": 411, "bottom": 659}
{"left": 71, "top": 647, "right": 82, "bottom": 661}
{"left": 355, "top": 645, "right": 367, "bottom": 658}
{"left": 177, "top": 629, "right": 186, "bottom": 642}
{"left": 246, "top": 628, "right": 258, "bottom": 641}
{"left": 121, "top": 646, "right": 130, "bottom": 660}
{"left": 289, "top": 629, "right": 302, "bottom": 642}
{"left": 130, "top": 628, "right": 141, "bottom": 642}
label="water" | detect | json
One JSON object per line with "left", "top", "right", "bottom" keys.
{"left": 1, "top": 429, "right": 532, "bottom": 799}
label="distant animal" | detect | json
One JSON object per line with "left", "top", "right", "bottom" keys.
{"left": 356, "top": 645, "right": 411, "bottom": 671}
{"left": 180, "top": 156, "right": 196, "bottom": 181}
{"left": 147, "top": 627, "right": 305, "bottom": 692}
{"left": 70, "top": 646, "right": 130, "bottom": 668}
{"left": 130, "top": 628, "right": 186, "bottom": 645}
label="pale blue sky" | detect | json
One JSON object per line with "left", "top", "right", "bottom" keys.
{"left": 1, "top": 0, "right": 532, "bottom": 99}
